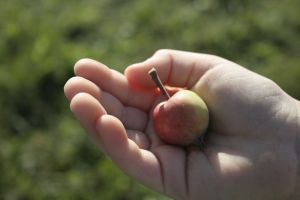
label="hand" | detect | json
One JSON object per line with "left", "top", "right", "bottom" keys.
{"left": 64, "top": 50, "right": 300, "bottom": 200}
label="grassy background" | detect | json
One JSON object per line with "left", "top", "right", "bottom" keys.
{"left": 0, "top": 0, "right": 299, "bottom": 199}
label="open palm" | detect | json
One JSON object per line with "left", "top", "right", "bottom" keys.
{"left": 64, "top": 50, "right": 299, "bottom": 200}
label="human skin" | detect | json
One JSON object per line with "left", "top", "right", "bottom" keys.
{"left": 64, "top": 49, "right": 300, "bottom": 200}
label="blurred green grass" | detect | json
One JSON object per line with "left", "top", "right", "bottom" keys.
{"left": 0, "top": 0, "right": 299, "bottom": 199}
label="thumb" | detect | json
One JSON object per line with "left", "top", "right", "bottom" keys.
{"left": 125, "top": 49, "right": 219, "bottom": 90}
{"left": 125, "top": 52, "right": 171, "bottom": 90}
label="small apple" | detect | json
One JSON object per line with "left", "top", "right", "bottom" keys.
{"left": 149, "top": 68, "right": 209, "bottom": 146}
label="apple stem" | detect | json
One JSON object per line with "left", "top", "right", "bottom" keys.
{"left": 148, "top": 68, "right": 171, "bottom": 99}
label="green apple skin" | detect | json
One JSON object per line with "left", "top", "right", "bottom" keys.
{"left": 152, "top": 90, "right": 209, "bottom": 146}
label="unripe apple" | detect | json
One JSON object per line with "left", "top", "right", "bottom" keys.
{"left": 149, "top": 68, "right": 209, "bottom": 146}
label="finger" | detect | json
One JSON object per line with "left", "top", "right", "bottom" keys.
{"left": 102, "top": 92, "right": 148, "bottom": 131}
{"left": 96, "top": 115, "right": 163, "bottom": 193}
{"left": 74, "top": 58, "right": 156, "bottom": 110}
{"left": 125, "top": 49, "right": 226, "bottom": 89}
{"left": 65, "top": 76, "right": 148, "bottom": 131}
{"left": 146, "top": 95, "right": 167, "bottom": 149}
{"left": 70, "top": 92, "right": 107, "bottom": 135}
{"left": 64, "top": 76, "right": 101, "bottom": 101}
{"left": 74, "top": 59, "right": 128, "bottom": 102}
{"left": 127, "top": 130, "right": 150, "bottom": 150}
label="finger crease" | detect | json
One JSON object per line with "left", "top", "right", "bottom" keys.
{"left": 120, "top": 106, "right": 127, "bottom": 130}
{"left": 184, "top": 150, "right": 190, "bottom": 199}
{"left": 185, "top": 61, "right": 196, "bottom": 89}
{"left": 166, "top": 52, "right": 174, "bottom": 85}
{"left": 152, "top": 149, "right": 166, "bottom": 195}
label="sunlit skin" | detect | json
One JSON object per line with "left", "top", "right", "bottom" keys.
{"left": 64, "top": 49, "right": 300, "bottom": 200}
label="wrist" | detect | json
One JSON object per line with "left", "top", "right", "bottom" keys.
{"left": 288, "top": 98, "right": 300, "bottom": 199}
